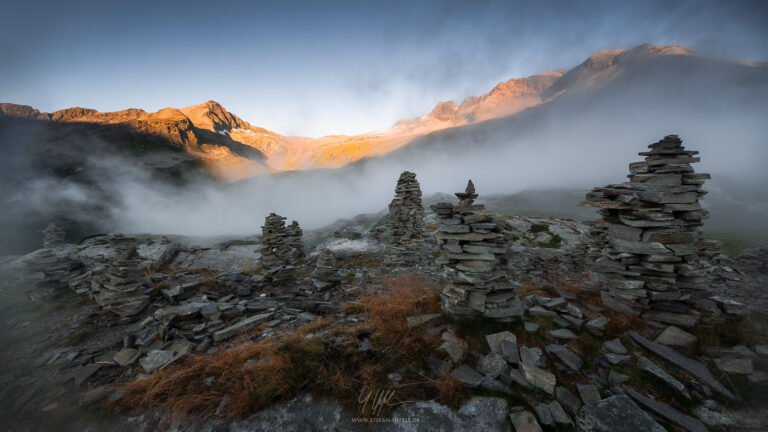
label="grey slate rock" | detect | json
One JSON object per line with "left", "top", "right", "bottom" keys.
{"left": 556, "top": 386, "right": 582, "bottom": 416}
{"left": 520, "top": 346, "right": 545, "bottom": 367}
{"left": 549, "top": 328, "right": 577, "bottom": 340}
{"left": 486, "top": 331, "right": 517, "bottom": 354}
{"left": 624, "top": 387, "right": 708, "bottom": 432}
{"left": 451, "top": 364, "right": 484, "bottom": 388}
{"left": 578, "top": 395, "right": 666, "bottom": 432}
{"left": 503, "top": 367, "right": 532, "bottom": 388}
{"left": 501, "top": 339, "right": 520, "bottom": 365}
{"left": 140, "top": 349, "right": 175, "bottom": 373}
{"left": 627, "top": 330, "right": 736, "bottom": 400}
{"left": 637, "top": 355, "right": 690, "bottom": 398}
{"left": 455, "top": 397, "right": 511, "bottom": 432}
{"left": 477, "top": 353, "right": 508, "bottom": 378}
{"left": 603, "top": 353, "right": 632, "bottom": 366}
{"left": 546, "top": 344, "right": 583, "bottom": 371}
{"left": 509, "top": 410, "right": 542, "bottom": 432}
{"left": 480, "top": 377, "right": 515, "bottom": 395}
{"left": 655, "top": 325, "right": 698, "bottom": 347}
{"left": 586, "top": 316, "right": 609, "bottom": 336}
{"left": 603, "top": 338, "right": 628, "bottom": 355}
{"left": 547, "top": 400, "right": 571, "bottom": 425}
{"left": 533, "top": 403, "right": 554, "bottom": 427}
{"left": 576, "top": 383, "right": 601, "bottom": 405}
{"left": 523, "top": 322, "right": 539, "bottom": 332}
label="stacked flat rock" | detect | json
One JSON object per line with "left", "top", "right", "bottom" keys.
{"left": 285, "top": 221, "right": 305, "bottom": 262}
{"left": 259, "top": 213, "right": 295, "bottom": 284}
{"left": 311, "top": 249, "right": 342, "bottom": 290}
{"left": 95, "top": 235, "right": 150, "bottom": 317}
{"left": 433, "top": 180, "right": 520, "bottom": 320}
{"left": 579, "top": 135, "right": 711, "bottom": 320}
{"left": 42, "top": 223, "right": 66, "bottom": 248}
{"left": 384, "top": 171, "right": 425, "bottom": 266}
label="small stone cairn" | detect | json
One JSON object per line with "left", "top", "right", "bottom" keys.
{"left": 285, "top": 220, "right": 305, "bottom": 262}
{"left": 42, "top": 223, "right": 66, "bottom": 248}
{"left": 259, "top": 213, "right": 296, "bottom": 284}
{"left": 432, "top": 180, "right": 521, "bottom": 320}
{"left": 384, "top": 171, "right": 425, "bottom": 266}
{"left": 311, "top": 249, "right": 342, "bottom": 290}
{"left": 579, "top": 135, "right": 711, "bottom": 323}
{"left": 26, "top": 224, "right": 83, "bottom": 290}
{"left": 95, "top": 235, "right": 149, "bottom": 317}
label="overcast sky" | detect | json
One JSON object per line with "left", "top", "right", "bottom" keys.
{"left": 2, "top": 0, "right": 766, "bottom": 137}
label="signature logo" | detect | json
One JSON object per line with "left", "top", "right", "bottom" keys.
{"left": 357, "top": 385, "right": 397, "bottom": 416}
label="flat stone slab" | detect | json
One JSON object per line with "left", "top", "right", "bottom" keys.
{"left": 450, "top": 364, "right": 484, "bottom": 388}
{"left": 486, "top": 331, "right": 517, "bottom": 354}
{"left": 576, "top": 383, "right": 601, "bottom": 405}
{"left": 579, "top": 395, "right": 666, "bottom": 432}
{"left": 655, "top": 325, "right": 698, "bottom": 347}
{"left": 546, "top": 344, "right": 583, "bottom": 371}
{"left": 509, "top": 410, "right": 542, "bottom": 432}
{"left": 477, "top": 353, "right": 507, "bottom": 378}
{"left": 627, "top": 330, "right": 735, "bottom": 400}
{"left": 213, "top": 312, "right": 273, "bottom": 342}
{"left": 637, "top": 355, "right": 690, "bottom": 399}
{"left": 406, "top": 313, "right": 442, "bottom": 328}
{"left": 603, "top": 338, "right": 628, "bottom": 355}
{"left": 624, "top": 387, "right": 708, "bottom": 432}
{"left": 521, "top": 363, "right": 555, "bottom": 395}
{"left": 713, "top": 357, "right": 754, "bottom": 374}
{"left": 549, "top": 328, "right": 577, "bottom": 340}
{"left": 140, "top": 350, "right": 175, "bottom": 373}
{"left": 556, "top": 386, "right": 582, "bottom": 416}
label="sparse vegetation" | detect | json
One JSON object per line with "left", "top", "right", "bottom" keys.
{"left": 120, "top": 274, "right": 463, "bottom": 418}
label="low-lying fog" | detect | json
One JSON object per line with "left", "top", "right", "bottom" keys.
{"left": 10, "top": 62, "right": 768, "bottom": 248}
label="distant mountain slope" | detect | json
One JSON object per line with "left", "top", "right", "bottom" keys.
{"left": 6, "top": 44, "right": 756, "bottom": 182}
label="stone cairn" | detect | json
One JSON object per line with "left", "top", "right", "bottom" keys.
{"left": 95, "top": 235, "right": 150, "bottom": 317}
{"left": 42, "top": 223, "right": 66, "bottom": 248}
{"left": 383, "top": 171, "right": 425, "bottom": 266}
{"left": 259, "top": 213, "right": 296, "bottom": 284}
{"left": 432, "top": 180, "right": 522, "bottom": 320}
{"left": 26, "top": 224, "right": 83, "bottom": 290}
{"left": 285, "top": 220, "right": 305, "bottom": 262}
{"left": 579, "top": 135, "right": 711, "bottom": 324}
{"left": 311, "top": 249, "right": 342, "bottom": 290}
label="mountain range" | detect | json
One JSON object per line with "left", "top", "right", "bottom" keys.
{"left": 6, "top": 43, "right": 760, "bottom": 182}
{"left": 1, "top": 43, "right": 767, "bottom": 254}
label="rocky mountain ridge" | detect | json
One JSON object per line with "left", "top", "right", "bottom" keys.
{"left": 3, "top": 43, "right": 750, "bottom": 181}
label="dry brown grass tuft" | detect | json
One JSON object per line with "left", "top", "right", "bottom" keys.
{"left": 120, "top": 273, "right": 457, "bottom": 419}
{"left": 605, "top": 310, "right": 645, "bottom": 336}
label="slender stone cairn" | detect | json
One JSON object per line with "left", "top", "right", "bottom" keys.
{"left": 579, "top": 135, "right": 711, "bottom": 324}
{"left": 384, "top": 171, "right": 425, "bottom": 266}
{"left": 433, "top": 180, "right": 522, "bottom": 320}
{"left": 42, "top": 223, "right": 66, "bottom": 248}
{"left": 95, "top": 235, "right": 149, "bottom": 317}
{"left": 259, "top": 213, "right": 295, "bottom": 284}
{"left": 311, "top": 249, "right": 342, "bottom": 290}
{"left": 285, "top": 220, "right": 305, "bottom": 262}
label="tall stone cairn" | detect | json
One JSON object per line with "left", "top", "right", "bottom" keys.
{"left": 579, "top": 135, "right": 711, "bottom": 323}
{"left": 311, "top": 249, "right": 342, "bottom": 290}
{"left": 42, "top": 223, "right": 66, "bottom": 248}
{"left": 385, "top": 171, "right": 425, "bottom": 266}
{"left": 259, "top": 213, "right": 295, "bottom": 284}
{"left": 432, "top": 180, "right": 522, "bottom": 320}
{"left": 285, "top": 220, "right": 305, "bottom": 262}
{"left": 95, "top": 235, "right": 149, "bottom": 317}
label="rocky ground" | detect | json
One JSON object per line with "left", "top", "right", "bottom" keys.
{"left": 1, "top": 207, "right": 766, "bottom": 431}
